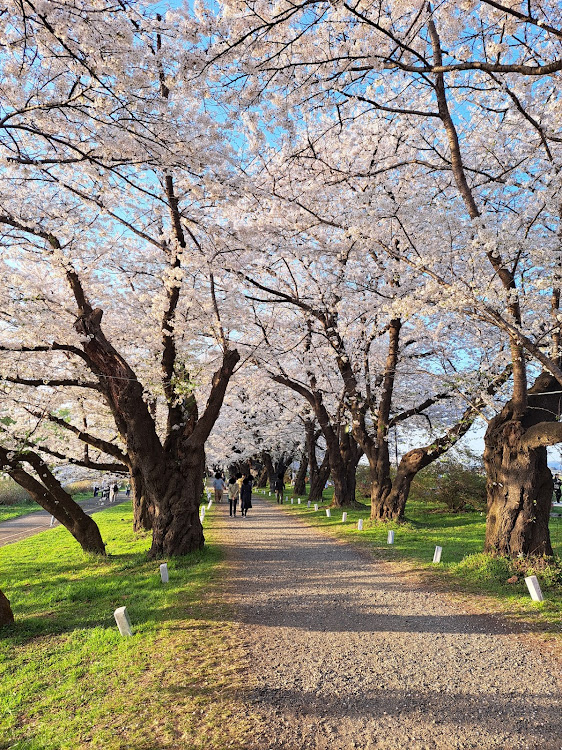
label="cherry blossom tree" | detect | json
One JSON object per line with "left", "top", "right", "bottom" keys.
{"left": 0, "top": 1, "right": 242, "bottom": 557}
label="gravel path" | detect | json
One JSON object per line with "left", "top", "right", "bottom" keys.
{"left": 215, "top": 495, "right": 561, "bottom": 750}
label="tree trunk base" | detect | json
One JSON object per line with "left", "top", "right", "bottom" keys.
{"left": 0, "top": 589, "right": 14, "bottom": 626}
{"left": 485, "top": 411, "right": 553, "bottom": 557}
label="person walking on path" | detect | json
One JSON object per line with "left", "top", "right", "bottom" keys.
{"left": 274, "top": 473, "right": 284, "bottom": 503}
{"left": 240, "top": 475, "right": 253, "bottom": 517}
{"left": 213, "top": 472, "right": 226, "bottom": 504}
{"left": 227, "top": 476, "right": 239, "bottom": 517}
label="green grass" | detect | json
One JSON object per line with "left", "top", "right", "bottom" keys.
{"left": 255, "top": 486, "right": 562, "bottom": 637}
{"left": 0, "top": 502, "right": 256, "bottom": 750}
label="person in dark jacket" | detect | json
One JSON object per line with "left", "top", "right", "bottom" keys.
{"left": 240, "top": 475, "right": 253, "bottom": 517}
{"left": 274, "top": 473, "right": 284, "bottom": 503}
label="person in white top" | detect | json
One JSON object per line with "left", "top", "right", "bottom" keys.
{"left": 212, "top": 472, "right": 226, "bottom": 503}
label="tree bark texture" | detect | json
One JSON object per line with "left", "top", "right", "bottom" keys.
{"left": 130, "top": 466, "right": 153, "bottom": 532}
{"left": 308, "top": 453, "right": 330, "bottom": 502}
{"left": 329, "top": 430, "right": 363, "bottom": 508}
{"left": 0, "top": 589, "right": 14, "bottom": 626}
{"left": 293, "top": 453, "right": 308, "bottom": 495}
{"left": 484, "top": 372, "right": 558, "bottom": 556}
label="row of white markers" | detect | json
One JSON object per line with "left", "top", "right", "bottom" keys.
{"left": 258, "top": 489, "right": 547, "bottom": 605}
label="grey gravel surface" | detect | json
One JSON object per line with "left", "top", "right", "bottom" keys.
{"left": 215, "top": 495, "right": 561, "bottom": 750}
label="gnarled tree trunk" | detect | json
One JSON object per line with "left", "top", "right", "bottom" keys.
{"left": 368, "top": 440, "right": 394, "bottom": 520}
{"left": 329, "top": 430, "right": 363, "bottom": 508}
{"left": 308, "top": 453, "right": 330, "bottom": 502}
{"left": 130, "top": 466, "right": 152, "bottom": 532}
{"left": 148, "top": 447, "right": 205, "bottom": 558}
{"left": 293, "top": 453, "right": 308, "bottom": 495}
{"left": 484, "top": 373, "right": 559, "bottom": 556}
{"left": 0, "top": 589, "right": 14, "bottom": 626}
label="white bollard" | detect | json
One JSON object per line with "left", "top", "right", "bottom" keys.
{"left": 314, "top": 503, "right": 319, "bottom": 511}
{"left": 326, "top": 508, "right": 331, "bottom": 517}
{"left": 357, "top": 519, "right": 363, "bottom": 531}
{"left": 285, "top": 496, "right": 288, "bottom": 501}
{"left": 50, "top": 515, "right": 56, "bottom": 527}
{"left": 160, "top": 563, "right": 169, "bottom": 583}
{"left": 291, "top": 498, "right": 294, "bottom": 504}
{"left": 207, "top": 499, "right": 212, "bottom": 509}
{"left": 387, "top": 530, "right": 395, "bottom": 544}
{"left": 525, "top": 575, "right": 544, "bottom": 602}
{"left": 433, "top": 546, "right": 443, "bottom": 563}
{"left": 307, "top": 500, "right": 311, "bottom": 507}
{"left": 342, "top": 512, "right": 347, "bottom": 523}
{"left": 269, "top": 492, "right": 271, "bottom": 496}
{"left": 114, "top": 606, "right": 133, "bottom": 636}
{"left": 200, "top": 507, "right": 205, "bottom": 522}
{"left": 297, "top": 499, "right": 301, "bottom": 504}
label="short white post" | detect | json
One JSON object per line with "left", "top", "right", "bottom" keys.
{"left": 269, "top": 492, "right": 271, "bottom": 496}
{"left": 207, "top": 499, "right": 212, "bottom": 509}
{"left": 200, "top": 507, "right": 205, "bottom": 522}
{"left": 50, "top": 515, "right": 56, "bottom": 527}
{"left": 307, "top": 500, "right": 311, "bottom": 507}
{"left": 297, "top": 498, "right": 301, "bottom": 504}
{"left": 525, "top": 575, "right": 544, "bottom": 602}
{"left": 342, "top": 512, "right": 347, "bottom": 523}
{"left": 285, "top": 496, "right": 288, "bottom": 501}
{"left": 387, "top": 530, "right": 395, "bottom": 544}
{"left": 314, "top": 503, "right": 319, "bottom": 511}
{"left": 326, "top": 508, "right": 331, "bottom": 517}
{"left": 160, "top": 563, "right": 169, "bottom": 583}
{"left": 290, "top": 498, "right": 294, "bottom": 504}
{"left": 433, "top": 546, "right": 442, "bottom": 564}
{"left": 357, "top": 519, "right": 363, "bottom": 531}
{"left": 114, "top": 606, "right": 133, "bottom": 636}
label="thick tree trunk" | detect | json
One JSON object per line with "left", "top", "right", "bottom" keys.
{"left": 379, "top": 449, "right": 427, "bottom": 521}
{"left": 7, "top": 461, "right": 106, "bottom": 555}
{"left": 484, "top": 372, "right": 558, "bottom": 556}
{"left": 308, "top": 453, "right": 330, "bottom": 502}
{"left": 148, "top": 448, "right": 205, "bottom": 558}
{"left": 293, "top": 454, "right": 308, "bottom": 495}
{"left": 368, "top": 441, "right": 394, "bottom": 520}
{"left": 262, "top": 452, "right": 275, "bottom": 489}
{"left": 256, "top": 465, "right": 268, "bottom": 487}
{"left": 0, "top": 589, "right": 14, "bottom": 626}
{"left": 331, "top": 459, "right": 358, "bottom": 507}
{"left": 130, "top": 466, "right": 152, "bottom": 532}
{"left": 329, "top": 432, "right": 363, "bottom": 508}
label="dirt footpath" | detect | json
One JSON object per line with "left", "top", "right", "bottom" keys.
{"left": 215, "top": 495, "right": 561, "bottom": 750}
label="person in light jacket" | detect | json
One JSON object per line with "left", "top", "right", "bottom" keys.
{"left": 227, "top": 476, "right": 239, "bottom": 517}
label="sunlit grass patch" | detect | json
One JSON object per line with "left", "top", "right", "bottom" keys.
{"left": 0, "top": 502, "right": 256, "bottom": 750}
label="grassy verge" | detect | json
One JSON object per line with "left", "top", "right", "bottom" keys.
{"left": 255, "top": 487, "right": 562, "bottom": 638}
{"left": 0, "top": 502, "right": 254, "bottom": 750}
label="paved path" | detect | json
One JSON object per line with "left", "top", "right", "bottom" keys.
{"left": 0, "top": 494, "right": 128, "bottom": 548}
{"left": 215, "top": 495, "right": 561, "bottom": 750}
